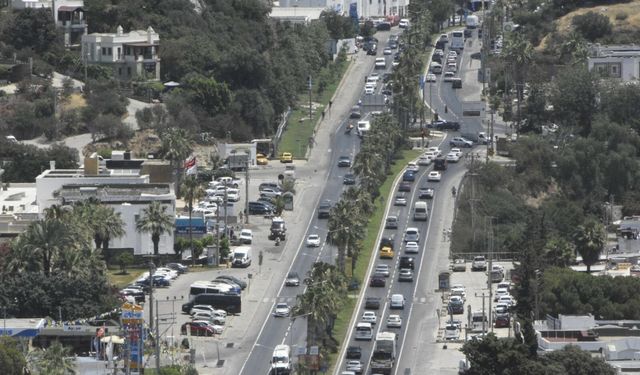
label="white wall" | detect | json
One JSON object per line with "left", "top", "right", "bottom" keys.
{"left": 112, "top": 202, "right": 174, "bottom": 255}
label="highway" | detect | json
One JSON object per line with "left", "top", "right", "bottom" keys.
{"left": 334, "top": 25, "right": 488, "bottom": 375}
{"left": 238, "top": 30, "right": 398, "bottom": 375}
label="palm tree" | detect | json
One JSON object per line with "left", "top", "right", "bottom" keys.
{"left": 161, "top": 128, "right": 193, "bottom": 196}
{"left": 328, "top": 200, "right": 365, "bottom": 274}
{"left": 136, "top": 201, "right": 174, "bottom": 255}
{"left": 17, "top": 219, "right": 75, "bottom": 276}
{"left": 280, "top": 179, "right": 296, "bottom": 195}
{"left": 503, "top": 33, "right": 533, "bottom": 128}
{"left": 573, "top": 220, "right": 605, "bottom": 273}
{"left": 181, "top": 176, "right": 204, "bottom": 265}
{"left": 28, "top": 341, "right": 75, "bottom": 375}
{"left": 99, "top": 208, "right": 126, "bottom": 252}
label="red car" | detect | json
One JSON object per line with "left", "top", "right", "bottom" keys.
{"left": 494, "top": 314, "right": 510, "bottom": 328}
{"left": 181, "top": 322, "right": 214, "bottom": 336}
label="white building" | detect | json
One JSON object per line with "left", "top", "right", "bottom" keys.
{"left": 10, "top": 0, "right": 50, "bottom": 9}
{"left": 81, "top": 26, "right": 160, "bottom": 81}
{"left": 0, "top": 183, "right": 39, "bottom": 243}
{"left": 588, "top": 44, "right": 640, "bottom": 82}
{"left": 35, "top": 155, "right": 175, "bottom": 255}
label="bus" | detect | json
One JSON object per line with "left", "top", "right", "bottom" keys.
{"left": 450, "top": 31, "right": 465, "bottom": 51}
{"left": 189, "top": 281, "right": 239, "bottom": 300}
{"left": 354, "top": 322, "right": 373, "bottom": 340}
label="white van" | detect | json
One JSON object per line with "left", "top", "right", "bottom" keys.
{"left": 355, "top": 322, "right": 373, "bottom": 340}
{"left": 357, "top": 120, "right": 371, "bottom": 137}
{"left": 231, "top": 246, "right": 252, "bottom": 268}
{"left": 271, "top": 344, "right": 291, "bottom": 373}
{"left": 390, "top": 294, "right": 405, "bottom": 309}
{"left": 413, "top": 201, "right": 428, "bottom": 221}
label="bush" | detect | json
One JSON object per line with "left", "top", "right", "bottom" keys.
{"left": 615, "top": 12, "right": 628, "bottom": 21}
{"left": 572, "top": 12, "right": 612, "bottom": 41}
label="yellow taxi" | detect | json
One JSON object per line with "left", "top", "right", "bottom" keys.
{"left": 280, "top": 152, "right": 293, "bottom": 163}
{"left": 256, "top": 153, "right": 269, "bottom": 165}
{"left": 380, "top": 245, "right": 394, "bottom": 259}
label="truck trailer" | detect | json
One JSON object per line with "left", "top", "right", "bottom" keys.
{"left": 370, "top": 331, "right": 397, "bottom": 374}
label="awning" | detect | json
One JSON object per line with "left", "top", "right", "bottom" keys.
{"left": 100, "top": 335, "right": 125, "bottom": 344}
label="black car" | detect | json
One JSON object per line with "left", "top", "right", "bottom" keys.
{"left": 367, "top": 44, "right": 378, "bottom": 55}
{"left": 350, "top": 106, "right": 362, "bottom": 119}
{"left": 389, "top": 41, "right": 398, "bottom": 49}
{"left": 448, "top": 301, "right": 465, "bottom": 314}
{"left": 382, "top": 88, "right": 393, "bottom": 96}
{"left": 248, "top": 201, "right": 272, "bottom": 215}
{"left": 365, "top": 297, "right": 381, "bottom": 310}
{"left": 369, "top": 274, "right": 386, "bottom": 287}
{"left": 419, "top": 187, "right": 435, "bottom": 199}
{"left": 151, "top": 275, "right": 170, "bottom": 287}
{"left": 346, "top": 346, "right": 362, "bottom": 359}
{"left": 376, "top": 22, "right": 391, "bottom": 31}
{"left": 318, "top": 200, "right": 332, "bottom": 219}
{"left": 343, "top": 173, "right": 356, "bottom": 185}
{"left": 166, "top": 262, "right": 188, "bottom": 274}
{"left": 399, "top": 256, "right": 415, "bottom": 270}
{"left": 398, "top": 182, "right": 412, "bottom": 192}
{"left": 338, "top": 156, "right": 352, "bottom": 167}
{"left": 402, "top": 170, "right": 415, "bottom": 182}
{"left": 435, "top": 121, "right": 461, "bottom": 131}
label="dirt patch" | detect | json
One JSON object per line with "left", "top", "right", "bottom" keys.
{"left": 63, "top": 93, "right": 86, "bottom": 110}
{"left": 539, "top": 0, "right": 640, "bottom": 48}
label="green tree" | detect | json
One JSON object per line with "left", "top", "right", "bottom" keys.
{"left": 550, "top": 66, "right": 599, "bottom": 136}
{"left": 4, "top": 8, "right": 60, "bottom": 53}
{"left": 117, "top": 252, "right": 134, "bottom": 274}
{"left": 161, "top": 128, "right": 193, "bottom": 196}
{"left": 320, "top": 10, "right": 355, "bottom": 39}
{"left": 328, "top": 199, "right": 365, "bottom": 275}
{"left": 28, "top": 341, "right": 75, "bottom": 375}
{"left": 0, "top": 337, "right": 26, "bottom": 375}
{"left": 135, "top": 202, "right": 174, "bottom": 256}
{"left": 543, "top": 345, "right": 615, "bottom": 375}
{"left": 181, "top": 176, "right": 204, "bottom": 265}
{"left": 573, "top": 220, "right": 605, "bottom": 273}
{"left": 572, "top": 12, "right": 612, "bottom": 42}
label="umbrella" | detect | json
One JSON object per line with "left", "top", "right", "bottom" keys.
{"left": 100, "top": 335, "right": 125, "bottom": 344}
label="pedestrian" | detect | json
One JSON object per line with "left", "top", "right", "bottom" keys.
{"left": 329, "top": 100, "right": 333, "bottom": 109}
{"left": 239, "top": 210, "right": 244, "bottom": 223}
{"left": 322, "top": 110, "right": 325, "bottom": 120}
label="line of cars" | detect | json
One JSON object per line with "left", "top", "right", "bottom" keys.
{"left": 180, "top": 275, "right": 247, "bottom": 336}
{"left": 119, "top": 263, "right": 188, "bottom": 303}
{"left": 247, "top": 182, "right": 286, "bottom": 215}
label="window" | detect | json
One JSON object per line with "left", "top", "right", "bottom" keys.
{"left": 101, "top": 47, "right": 107, "bottom": 55}
{"left": 593, "top": 63, "right": 607, "bottom": 74}
{"left": 117, "top": 47, "right": 121, "bottom": 59}
{"left": 127, "top": 67, "right": 131, "bottom": 76}
{"left": 108, "top": 47, "right": 112, "bottom": 56}
{"left": 609, "top": 63, "right": 621, "bottom": 78}
{"left": 118, "top": 68, "right": 122, "bottom": 76}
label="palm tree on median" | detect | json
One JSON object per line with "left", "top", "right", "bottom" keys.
{"left": 181, "top": 176, "right": 204, "bottom": 265}
{"left": 136, "top": 201, "right": 174, "bottom": 256}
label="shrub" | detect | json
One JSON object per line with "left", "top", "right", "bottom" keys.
{"left": 572, "top": 12, "right": 612, "bottom": 41}
{"left": 615, "top": 12, "right": 628, "bottom": 21}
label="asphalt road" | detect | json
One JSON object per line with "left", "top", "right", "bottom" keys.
{"left": 237, "top": 30, "right": 400, "bottom": 375}
{"left": 334, "top": 25, "right": 488, "bottom": 375}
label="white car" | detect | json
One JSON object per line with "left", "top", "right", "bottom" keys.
{"left": 383, "top": 48, "right": 393, "bottom": 55}
{"left": 449, "top": 295, "right": 464, "bottom": 305}
{"left": 190, "top": 305, "right": 226, "bottom": 317}
{"left": 239, "top": 229, "right": 253, "bottom": 244}
{"left": 425, "top": 73, "right": 437, "bottom": 82}
{"left": 345, "top": 361, "right": 363, "bottom": 373}
{"left": 427, "top": 147, "right": 442, "bottom": 157}
{"left": 427, "top": 171, "right": 442, "bottom": 182}
{"left": 362, "top": 311, "right": 377, "bottom": 325}
{"left": 192, "top": 312, "right": 225, "bottom": 325}
{"left": 423, "top": 151, "right": 438, "bottom": 160}
{"left": 273, "top": 303, "right": 291, "bottom": 317}
{"left": 364, "top": 86, "right": 375, "bottom": 95}
{"left": 448, "top": 50, "right": 458, "bottom": 58}
{"left": 498, "top": 295, "right": 515, "bottom": 306}
{"left": 443, "top": 71, "right": 455, "bottom": 82}
{"left": 405, "top": 241, "right": 419, "bottom": 254}
{"left": 451, "top": 286, "right": 466, "bottom": 300}
{"left": 387, "top": 314, "right": 402, "bottom": 328}
{"left": 450, "top": 148, "right": 463, "bottom": 156}
{"left": 375, "top": 264, "right": 390, "bottom": 277}
{"left": 306, "top": 234, "right": 321, "bottom": 247}
{"left": 406, "top": 162, "right": 420, "bottom": 172}
{"left": 154, "top": 268, "right": 178, "bottom": 279}
{"left": 494, "top": 288, "right": 510, "bottom": 302}
{"left": 418, "top": 155, "right": 432, "bottom": 166}
{"left": 260, "top": 188, "right": 281, "bottom": 198}
{"left": 445, "top": 324, "right": 460, "bottom": 340}
{"left": 446, "top": 152, "right": 460, "bottom": 163}
{"left": 404, "top": 227, "right": 420, "bottom": 242}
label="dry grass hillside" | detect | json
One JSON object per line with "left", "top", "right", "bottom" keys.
{"left": 539, "top": 0, "right": 640, "bottom": 48}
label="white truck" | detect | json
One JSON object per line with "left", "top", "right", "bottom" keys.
{"left": 370, "top": 331, "right": 397, "bottom": 374}
{"left": 231, "top": 246, "right": 252, "bottom": 268}
{"left": 271, "top": 344, "right": 291, "bottom": 374}
{"left": 357, "top": 120, "right": 371, "bottom": 138}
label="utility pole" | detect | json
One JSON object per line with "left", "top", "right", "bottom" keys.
{"left": 467, "top": 154, "right": 479, "bottom": 252}
{"left": 308, "top": 75, "right": 312, "bottom": 124}
{"left": 147, "top": 260, "right": 155, "bottom": 332}
{"left": 224, "top": 183, "right": 229, "bottom": 239}
{"left": 244, "top": 153, "right": 250, "bottom": 225}
{"left": 486, "top": 217, "right": 495, "bottom": 332}
{"left": 155, "top": 299, "right": 161, "bottom": 371}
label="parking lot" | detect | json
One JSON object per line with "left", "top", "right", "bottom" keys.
{"left": 437, "top": 261, "right": 516, "bottom": 345}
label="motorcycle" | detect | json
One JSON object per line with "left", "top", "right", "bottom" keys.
{"left": 346, "top": 124, "right": 353, "bottom": 135}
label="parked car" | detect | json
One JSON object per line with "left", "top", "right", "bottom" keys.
{"left": 445, "top": 324, "right": 460, "bottom": 340}
{"left": 471, "top": 256, "right": 487, "bottom": 271}
{"left": 216, "top": 275, "right": 247, "bottom": 290}
{"left": 166, "top": 262, "right": 188, "bottom": 274}
{"left": 451, "top": 259, "right": 467, "bottom": 272}
{"left": 181, "top": 322, "right": 214, "bottom": 336}
{"left": 248, "top": 201, "right": 272, "bottom": 215}
{"left": 495, "top": 314, "right": 510, "bottom": 328}
{"left": 239, "top": 229, "right": 253, "bottom": 244}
